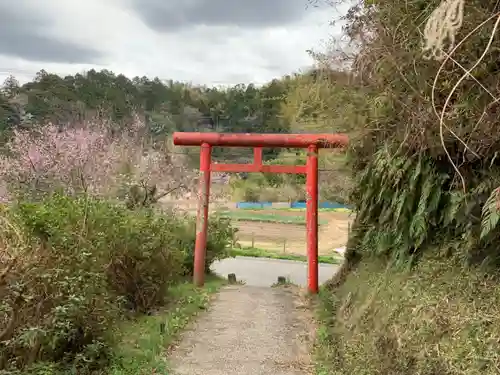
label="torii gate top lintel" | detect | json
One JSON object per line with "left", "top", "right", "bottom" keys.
{"left": 173, "top": 132, "right": 348, "bottom": 149}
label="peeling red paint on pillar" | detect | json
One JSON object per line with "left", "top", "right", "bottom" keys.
{"left": 194, "top": 142, "right": 211, "bottom": 287}
{"left": 306, "top": 145, "right": 319, "bottom": 293}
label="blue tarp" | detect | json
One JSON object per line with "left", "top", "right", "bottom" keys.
{"left": 235, "top": 201, "right": 351, "bottom": 209}
{"left": 290, "top": 201, "right": 350, "bottom": 209}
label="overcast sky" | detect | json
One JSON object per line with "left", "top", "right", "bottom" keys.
{"left": 0, "top": 0, "right": 346, "bottom": 86}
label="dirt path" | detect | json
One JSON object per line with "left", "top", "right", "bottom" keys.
{"left": 168, "top": 285, "right": 314, "bottom": 375}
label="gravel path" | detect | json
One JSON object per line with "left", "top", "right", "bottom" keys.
{"left": 168, "top": 285, "right": 314, "bottom": 375}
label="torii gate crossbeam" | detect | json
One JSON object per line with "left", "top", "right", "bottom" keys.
{"left": 173, "top": 132, "right": 349, "bottom": 294}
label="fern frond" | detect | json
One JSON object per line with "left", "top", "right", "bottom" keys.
{"left": 480, "top": 187, "right": 500, "bottom": 239}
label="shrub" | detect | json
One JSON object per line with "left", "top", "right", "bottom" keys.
{"left": 0, "top": 194, "right": 196, "bottom": 373}
{"left": 0, "top": 197, "right": 118, "bottom": 372}
{"left": 231, "top": 181, "right": 261, "bottom": 202}
{"left": 230, "top": 177, "right": 306, "bottom": 202}
{"left": 104, "top": 209, "right": 188, "bottom": 313}
{"left": 177, "top": 214, "right": 237, "bottom": 275}
{"left": 15, "top": 194, "right": 188, "bottom": 312}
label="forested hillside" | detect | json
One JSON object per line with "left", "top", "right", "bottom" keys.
{"left": 0, "top": 69, "right": 292, "bottom": 137}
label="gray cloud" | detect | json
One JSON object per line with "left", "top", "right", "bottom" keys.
{"left": 131, "top": 0, "right": 314, "bottom": 32}
{"left": 0, "top": 4, "right": 102, "bottom": 63}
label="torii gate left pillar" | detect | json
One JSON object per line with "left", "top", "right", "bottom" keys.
{"left": 173, "top": 132, "right": 349, "bottom": 294}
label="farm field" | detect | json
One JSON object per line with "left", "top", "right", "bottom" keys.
{"left": 160, "top": 199, "right": 354, "bottom": 257}
{"left": 227, "top": 208, "right": 353, "bottom": 256}
{"left": 218, "top": 210, "right": 329, "bottom": 225}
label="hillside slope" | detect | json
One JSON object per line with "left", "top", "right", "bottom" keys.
{"left": 316, "top": 254, "right": 500, "bottom": 375}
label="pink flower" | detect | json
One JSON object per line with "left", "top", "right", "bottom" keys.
{"left": 0, "top": 119, "right": 194, "bottom": 201}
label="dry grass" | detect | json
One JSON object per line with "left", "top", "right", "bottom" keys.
{"left": 316, "top": 253, "right": 500, "bottom": 375}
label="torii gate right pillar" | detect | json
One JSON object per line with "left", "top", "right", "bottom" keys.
{"left": 306, "top": 144, "right": 319, "bottom": 292}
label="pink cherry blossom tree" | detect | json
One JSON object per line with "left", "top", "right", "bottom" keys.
{"left": 0, "top": 118, "right": 195, "bottom": 204}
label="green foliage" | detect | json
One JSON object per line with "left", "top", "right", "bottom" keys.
{"left": 1, "top": 196, "right": 120, "bottom": 373}
{"left": 227, "top": 150, "right": 312, "bottom": 202}
{"left": 124, "top": 183, "right": 170, "bottom": 210}
{"left": 230, "top": 247, "right": 341, "bottom": 264}
{"left": 0, "top": 194, "right": 235, "bottom": 373}
{"left": 281, "top": 68, "right": 361, "bottom": 136}
{"left": 308, "top": 1, "right": 500, "bottom": 373}
{"left": 342, "top": 0, "right": 500, "bottom": 165}
{"left": 480, "top": 188, "right": 500, "bottom": 239}
{"left": 264, "top": 151, "right": 307, "bottom": 186}
{"left": 229, "top": 175, "right": 306, "bottom": 203}
{"left": 219, "top": 210, "right": 314, "bottom": 225}
{"left": 350, "top": 147, "right": 500, "bottom": 267}
{"left": 15, "top": 195, "right": 188, "bottom": 313}
{"left": 177, "top": 215, "right": 237, "bottom": 275}
{"left": 279, "top": 69, "right": 357, "bottom": 202}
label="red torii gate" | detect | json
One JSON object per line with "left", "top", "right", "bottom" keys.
{"left": 173, "top": 132, "right": 349, "bottom": 294}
